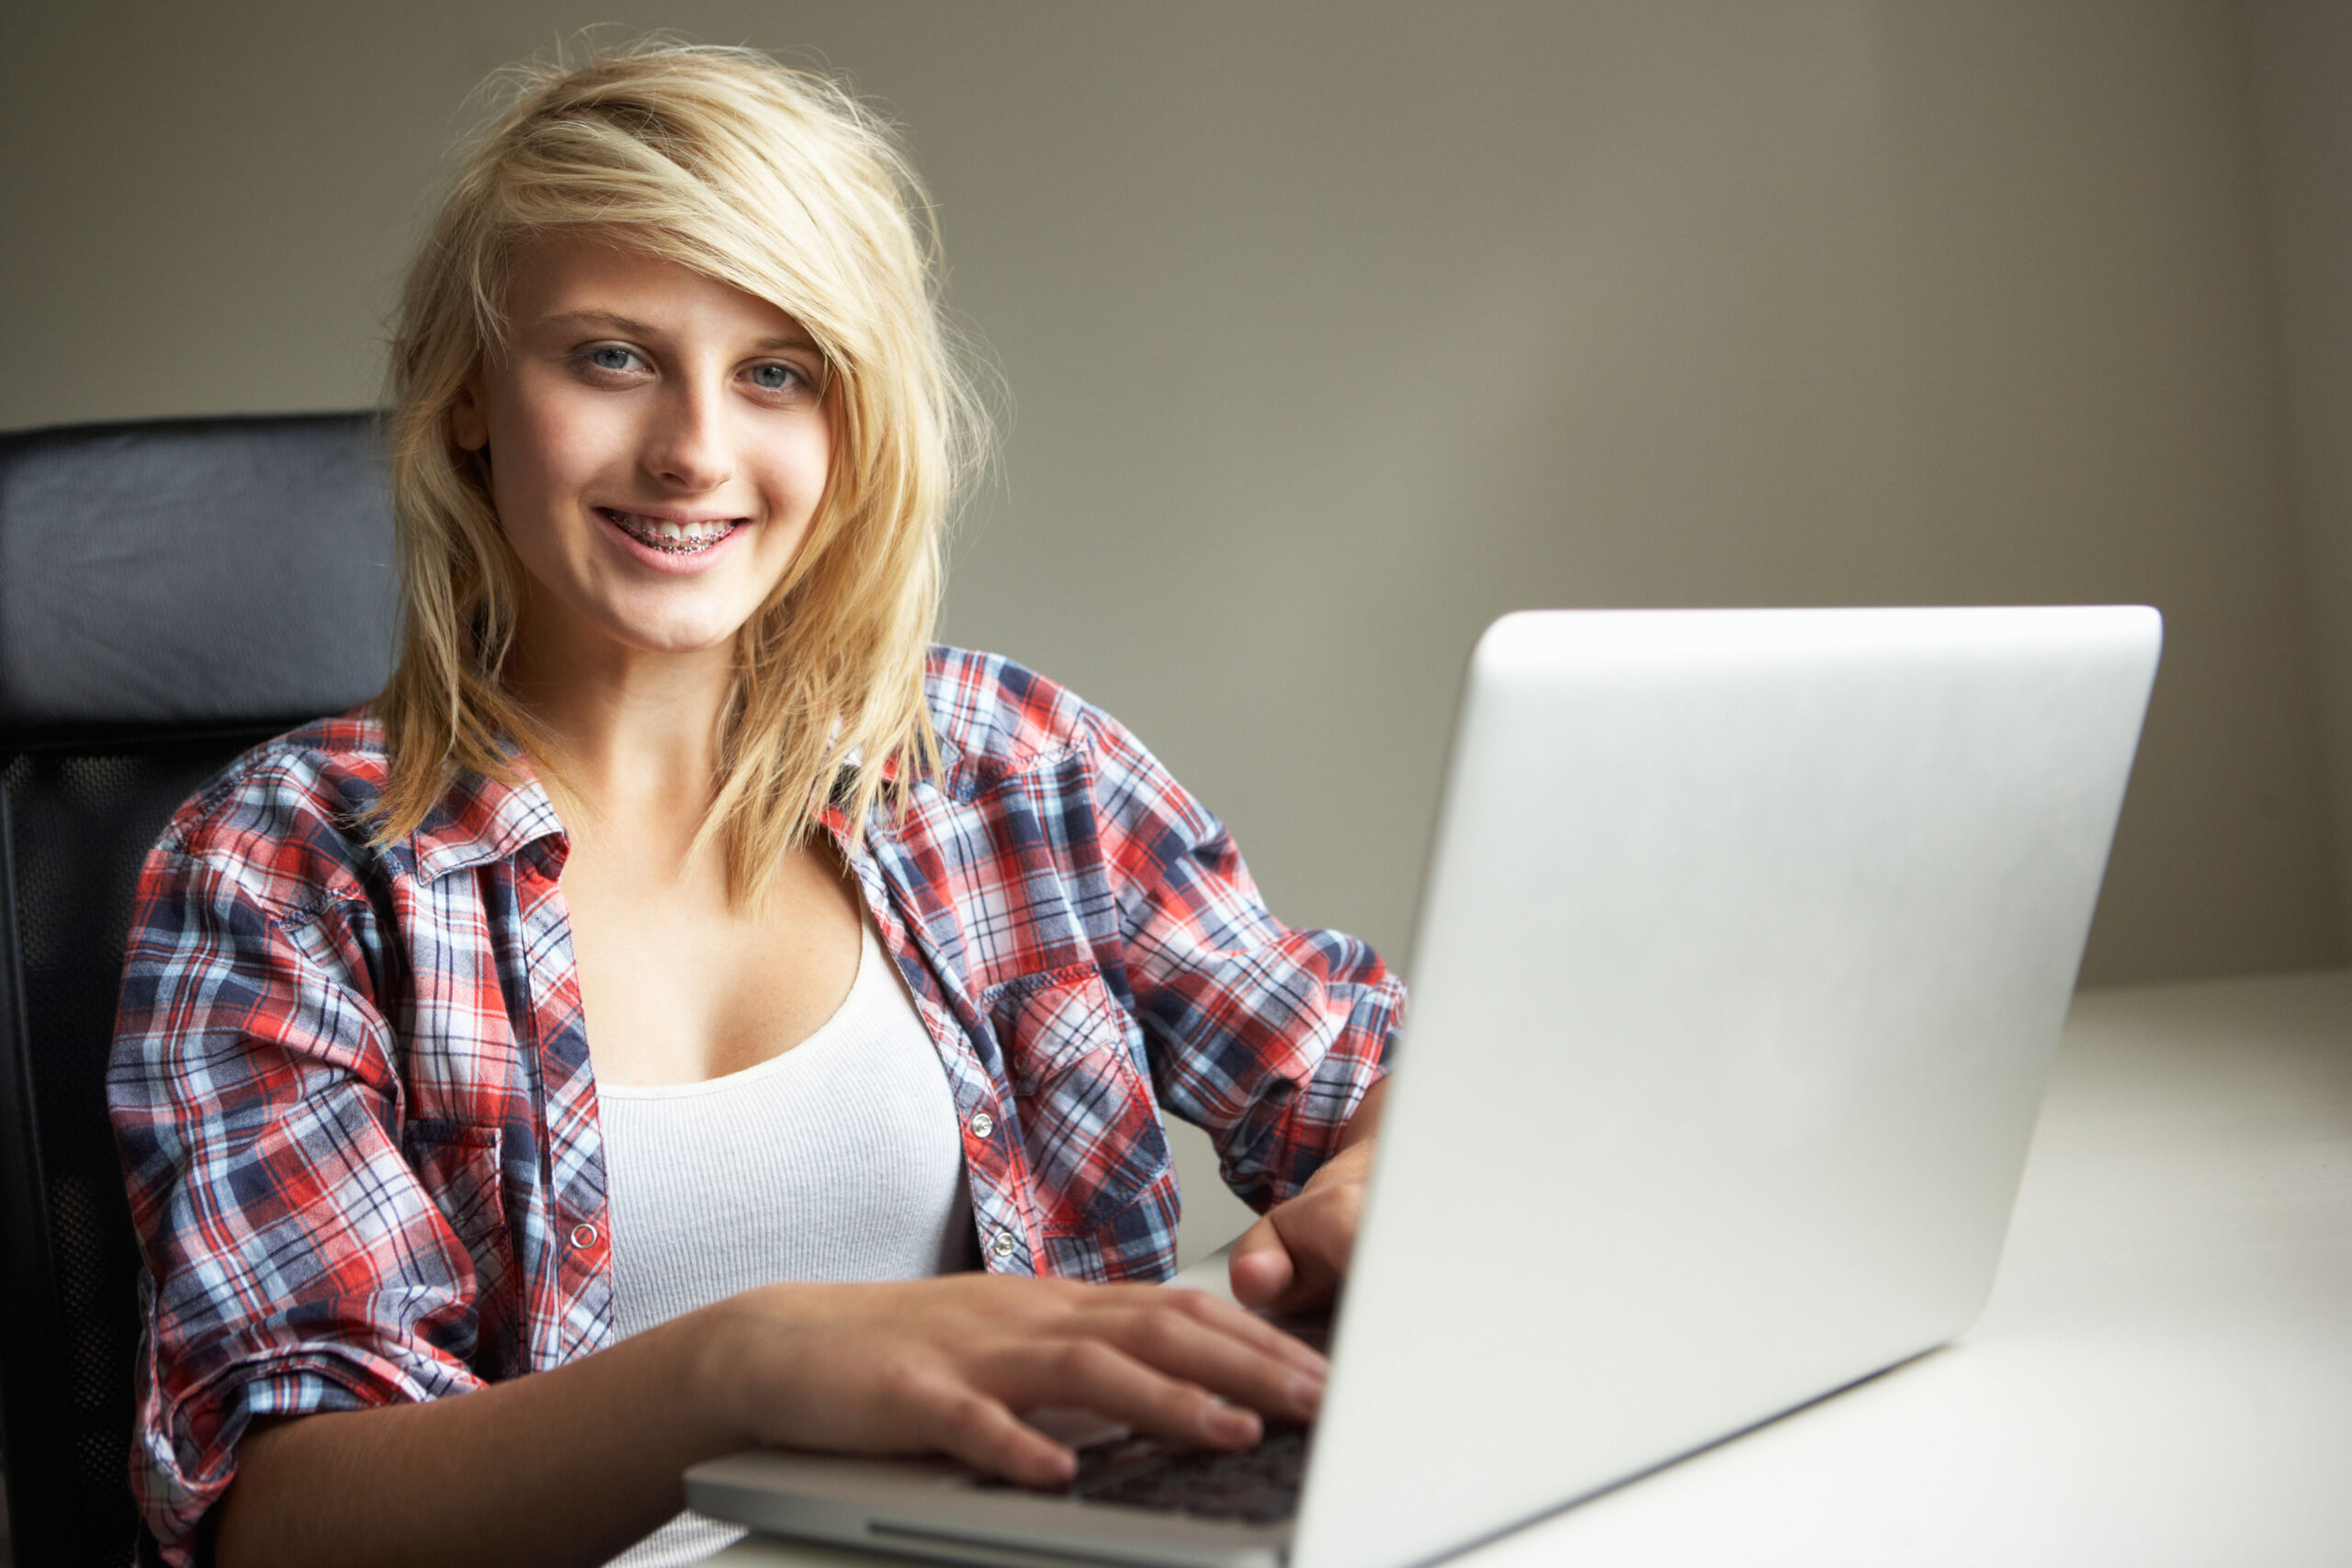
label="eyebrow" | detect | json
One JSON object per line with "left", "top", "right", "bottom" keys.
{"left": 535, "top": 310, "right": 820, "bottom": 355}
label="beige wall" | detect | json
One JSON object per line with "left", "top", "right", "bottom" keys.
{"left": 2243, "top": 0, "right": 2352, "bottom": 962}
{"left": 6, "top": 1, "right": 2336, "bottom": 991}
{"left": 7, "top": 0, "right": 2341, "bottom": 1262}
{"left": 4, "top": 5, "right": 2340, "bottom": 990}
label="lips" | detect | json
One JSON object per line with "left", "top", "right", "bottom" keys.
{"left": 598, "top": 508, "right": 741, "bottom": 555}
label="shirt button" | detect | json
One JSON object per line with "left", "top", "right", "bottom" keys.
{"left": 989, "top": 1229, "right": 1017, "bottom": 1262}
{"left": 969, "top": 1111, "right": 995, "bottom": 1139}
{"left": 569, "top": 1222, "right": 599, "bottom": 1250}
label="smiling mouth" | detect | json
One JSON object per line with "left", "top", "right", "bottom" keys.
{"left": 600, "top": 508, "right": 741, "bottom": 555}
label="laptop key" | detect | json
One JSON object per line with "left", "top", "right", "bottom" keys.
{"left": 976, "top": 1423, "right": 1309, "bottom": 1524}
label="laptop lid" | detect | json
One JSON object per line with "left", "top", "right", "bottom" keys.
{"left": 1292, "top": 605, "right": 2160, "bottom": 1568}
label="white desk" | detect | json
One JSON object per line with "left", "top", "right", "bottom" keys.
{"left": 713, "top": 968, "right": 2352, "bottom": 1567}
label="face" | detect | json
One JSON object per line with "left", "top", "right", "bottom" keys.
{"left": 453, "top": 237, "right": 833, "bottom": 668}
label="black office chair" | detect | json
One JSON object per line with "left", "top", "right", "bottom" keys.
{"left": 0, "top": 412, "right": 396, "bottom": 1566}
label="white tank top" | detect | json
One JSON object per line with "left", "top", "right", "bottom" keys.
{"left": 598, "top": 921, "right": 976, "bottom": 1567}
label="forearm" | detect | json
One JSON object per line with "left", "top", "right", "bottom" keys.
{"left": 217, "top": 1306, "right": 744, "bottom": 1568}
{"left": 1336, "top": 1077, "right": 1386, "bottom": 1154}
{"left": 212, "top": 1274, "right": 1325, "bottom": 1568}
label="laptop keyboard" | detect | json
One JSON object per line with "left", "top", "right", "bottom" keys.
{"left": 976, "top": 1422, "right": 1309, "bottom": 1525}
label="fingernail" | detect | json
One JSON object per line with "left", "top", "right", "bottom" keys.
{"left": 1291, "top": 1375, "right": 1323, "bottom": 1413}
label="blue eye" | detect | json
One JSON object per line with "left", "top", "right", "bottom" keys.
{"left": 587, "top": 344, "right": 637, "bottom": 372}
{"left": 750, "top": 363, "right": 799, "bottom": 392}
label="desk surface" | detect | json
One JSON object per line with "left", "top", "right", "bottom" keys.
{"left": 712, "top": 967, "right": 2352, "bottom": 1568}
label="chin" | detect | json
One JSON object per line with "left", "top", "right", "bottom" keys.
{"left": 639, "top": 626, "right": 748, "bottom": 656}
{"left": 597, "top": 614, "right": 750, "bottom": 657}
{"left": 597, "top": 594, "right": 768, "bottom": 656}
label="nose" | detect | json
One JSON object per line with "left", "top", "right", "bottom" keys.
{"left": 643, "top": 380, "right": 733, "bottom": 493}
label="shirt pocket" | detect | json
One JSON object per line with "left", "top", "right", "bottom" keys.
{"left": 986, "top": 965, "right": 1177, "bottom": 1279}
{"left": 398, "top": 1118, "right": 519, "bottom": 1371}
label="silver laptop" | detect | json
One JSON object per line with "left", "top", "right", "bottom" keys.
{"left": 688, "top": 605, "right": 2163, "bottom": 1568}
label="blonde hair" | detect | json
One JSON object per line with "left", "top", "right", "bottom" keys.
{"left": 375, "top": 40, "right": 984, "bottom": 900}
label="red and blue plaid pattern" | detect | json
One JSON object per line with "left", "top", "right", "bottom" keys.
{"left": 108, "top": 647, "right": 1401, "bottom": 1559}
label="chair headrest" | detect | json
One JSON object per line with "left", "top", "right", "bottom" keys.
{"left": 0, "top": 413, "right": 400, "bottom": 740}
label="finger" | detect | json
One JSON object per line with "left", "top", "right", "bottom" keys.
{"left": 1036, "top": 1282, "right": 1324, "bottom": 1379}
{"left": 983, "top": 1337, "right": 1264, "bottom": 1450}
{"left": 1228, "top": 1214, "right": 1295, "bottom": 1310}
{"left": 1085, "top": 1283, "right": 1327, "bottom": 1384}
{"left": 1153, "top": 1288, "right": 1329, "bottom": 1380}
{"left": 1080, "top": 1302, "right": 1323, "bottom": 1422}
{"left": 923, "top": 1386, "right": 1081, "bottom": 1487}
{"left": 1256, "top": 1184, "right": 1365, "bottom": 1314}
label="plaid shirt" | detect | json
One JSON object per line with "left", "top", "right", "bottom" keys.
{"left": 107, "top": 647, "right": 1400, "bottom": 1559}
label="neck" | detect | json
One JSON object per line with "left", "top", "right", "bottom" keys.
{"left": 505, "top": 619, "right": 736, "bottom": 851}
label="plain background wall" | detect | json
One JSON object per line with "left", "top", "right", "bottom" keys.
{"left": 4, "top": 1, "right": 2344, "bottom": 1255}
{"left": 2243, "top": 0, "right": 2352, "bottom": 956}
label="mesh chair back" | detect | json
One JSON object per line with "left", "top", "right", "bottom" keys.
{"left": 0, "top": 413, "right": 395, "bottom": 1566}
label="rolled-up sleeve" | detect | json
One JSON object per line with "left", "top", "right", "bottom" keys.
{"left": 109, "top": 835, "right": 489, "bottom": 1561}
{"left": 1080, "top": 708, "right": 1405, "bottom": 1213}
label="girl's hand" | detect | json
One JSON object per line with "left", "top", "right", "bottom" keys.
{"left": 1227, "top": 1138, "right": 1375, "bottom": 1314}
{"left": 698, "top": 1273, "right": 1329, "bottom": 1484}
{"left": 1228, "top": 1079, "right": 1387, "bottom": 1315}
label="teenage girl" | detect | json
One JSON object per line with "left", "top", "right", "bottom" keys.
{"left": 109, "top": 43, "right": 1397, "bottom": 1568}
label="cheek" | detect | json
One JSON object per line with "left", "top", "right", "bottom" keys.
{"left": 768, "top": 424, "right": 835, "bottom": 525}
{"left": 487, "top": 391, "right": 625, "bottom": 534}
{"left": 512, "top": 399, "right": 598, "bottom": 489}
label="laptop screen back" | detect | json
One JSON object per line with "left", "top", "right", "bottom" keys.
{"left": 1295, "top": 606, "right": 2160, "bottom": 1568}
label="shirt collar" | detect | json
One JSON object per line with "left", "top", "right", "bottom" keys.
{"left": 407, "top": 760, "right": 571, "bottom": 884}
{"left": 401, "top": 742, "right": 930, "bottom": 884}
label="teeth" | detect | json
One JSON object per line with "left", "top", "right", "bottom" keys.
{"left": 608, "top": 511, "right": 736, "bottom": 553}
